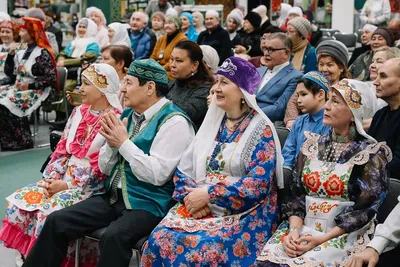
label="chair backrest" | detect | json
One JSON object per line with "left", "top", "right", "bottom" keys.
{"left": 57, "top": 67, "right": 68, "bottom": 93}
{"left": 377, "top": 178, "right": 400, "bottom": 224}
{"left": 334, "top": 33, "right": 357, "bottom": 48}
{"left": 275, "top": 126, "right": 290, "bottom": 148}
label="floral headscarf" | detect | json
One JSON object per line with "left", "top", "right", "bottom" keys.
{"left": 0, "top": 20, "right": 20, "bottom": 42}
{"left": 20, "top": 17, "right": 55, "bottom": 62}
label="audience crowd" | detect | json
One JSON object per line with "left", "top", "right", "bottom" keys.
{"left": 0, "top": 1, "right": 399, "bottom": 267}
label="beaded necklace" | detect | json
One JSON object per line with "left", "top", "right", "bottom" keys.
{"left": 321, "top": 128, "right": 356, "bottom": 171}
{"left": 77, "top": 106, "right": 111, "bottom": 148}
{"left": 208, "top": 111, "right": 251, "bottom": 171}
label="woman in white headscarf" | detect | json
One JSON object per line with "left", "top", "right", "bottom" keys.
{"left": 142, "top": 56, "right": 284, "bottom": 266}
{"left": 57, "top": 18, "right": 100, "bottom": 93}
{"left": 107, "top": 22, "right": 131, "bottom": 47}
{"left": 200, "top": 44, "right": 219, "bottom": 74}
{"left": 86, "top": 6, "right": 110, "bottom": 49}
{"left": 193, "top": 11, "right": 205, "bottom": 34}
{"left": 277, "top": 3, "right": 292, "bottom": 28}
{"left": 0, "top": 63, "right": 123, "bottom": 259}
{"left": 256, "top": 79, "right": 392, "bottom": 267}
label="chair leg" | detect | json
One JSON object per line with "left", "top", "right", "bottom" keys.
{"left": 75, "top": 239, "right": 81, "bottom": 267}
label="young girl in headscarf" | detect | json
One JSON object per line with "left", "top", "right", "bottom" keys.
{"left": 107, "top": 22, "right": 131, "bottom": 47}
{"left": 180, "top": 12, "right": 199, "bottom": 42}
{"left": 0, "top": 17, "right": 56, "bottom": 150}
{"left": 0, "top": 63, "right": 122, "bottom": 259}
{"left": 86, "top": 6, "right": 110, "bottom": 49}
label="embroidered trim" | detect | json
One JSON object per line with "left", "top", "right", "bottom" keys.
{"left": 239, "top": 119, "right": 267, "bottom": 175}
{"left": 347, "top": 142, "right": 393, "bottom": 165}
{"left": 301, "top": 131, "right": 320, "bottom": 158}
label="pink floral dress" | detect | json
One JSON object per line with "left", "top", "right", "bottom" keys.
{"left": 0, "top": 104, "right": 119, "bottom": 257}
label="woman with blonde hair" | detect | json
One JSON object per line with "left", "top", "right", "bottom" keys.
{"left": 193, "top": 11, "right": 205, "bottom": 33}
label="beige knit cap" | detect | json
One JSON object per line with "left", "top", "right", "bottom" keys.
{"left": 288, "top": 17, "right": 311, "bottom": 39}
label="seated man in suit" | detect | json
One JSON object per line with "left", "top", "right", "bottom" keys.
{"left": 256, "top": 32, "right": 303, "bottom": 122}
{"left": 22, "top": 59, "right": 195, "bottom": 267}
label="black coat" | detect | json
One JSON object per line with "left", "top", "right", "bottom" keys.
{"left": 240, "top": 28, "right": 262, "bottom": 57}
{"left": 197, "top": 25, "right": 233, "bottom": 65}
{"left": 368, "top": 106, "right": 400, "bottom": 179}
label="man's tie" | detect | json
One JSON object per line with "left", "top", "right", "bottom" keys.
{"left": 108, "top": 113, "right": 145, "bottom": 205}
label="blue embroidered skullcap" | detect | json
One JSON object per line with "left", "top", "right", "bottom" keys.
{"left": 127, "top": 59, "right": 168, "bottom": 85}
{"left": 302, "top": 71, "right": 331, "bottom": 92}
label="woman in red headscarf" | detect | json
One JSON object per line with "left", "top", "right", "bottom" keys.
{"left": 0, "top": 17, "right": 56, "bottom": 151}
{"left": 0, "top": 20, "right": 20, "bottom": 85}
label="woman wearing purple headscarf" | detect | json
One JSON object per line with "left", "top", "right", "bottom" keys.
{"left": 141, "top": 57, "right": 284, "bottom": 266}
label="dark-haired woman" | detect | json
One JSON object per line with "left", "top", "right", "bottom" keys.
{"left": 150, "top": 15, "right": 188, "bottom": 80}
{"left": 167, "top": 40, "right": 214, "bottom": 129}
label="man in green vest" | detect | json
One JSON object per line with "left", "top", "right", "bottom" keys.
{"left": 23, "top": 59, "right": 195, "bottom": 267}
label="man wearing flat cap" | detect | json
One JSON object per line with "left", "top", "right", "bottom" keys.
{"left": 23, "top": 59, "right": 195, "bottom": 267}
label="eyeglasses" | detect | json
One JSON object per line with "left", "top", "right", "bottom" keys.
{"left": 261, "top": 47, "right": 288, "bottom": 54}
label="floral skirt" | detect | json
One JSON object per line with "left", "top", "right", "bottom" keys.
{"left": 0, "top": 105, "right": 32, "bottom": 150}
{"left": 0, "top": 183, "right": 92, "bottom": 257}
{"left": 141, "top": 200, "right": 278, "bottom": 267}
{"left": 0, "top": 85, "right": 50, "bottom": 117}
{"left": 255, "top": 220, "right": 375, "bottom": 267}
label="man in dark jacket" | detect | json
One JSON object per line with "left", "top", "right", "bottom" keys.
{"left": 368, "top": 58, "right": 400, "bottom": 179}
{"left": 127, "top": 12, "right": 155, "bottom": 60}
{"left": 234, "top": 11, "right": 262, "bottom": 58}
{"left": 45, "top": 15, "right": 63, "bottom": 52}
{"left": 197, "top": 10, "right": 232, "bottom": 65}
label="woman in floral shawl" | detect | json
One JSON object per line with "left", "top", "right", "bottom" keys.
{"left": 256, "top": 79, "right": 392, "bottom": 267}
{"left": 0, "top": 64, "right": 123, "bottom": 259}
{"left": 141, "top": 56, "right": 284, "bottom": 266}
{"left": 0, "top": 17, "right": 56, "bottom": 150}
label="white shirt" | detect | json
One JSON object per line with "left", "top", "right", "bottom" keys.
{"left": 98, "top": 97, "right": 195, "bottom": 187}
{"left": 368, "top": 195, "right": 400, "bottom": 254}
{"left": 257, "top": 61, "right": 290, "bottom": 93}
{"left": 360, "top": 0, "right": 391, "bottom": 26}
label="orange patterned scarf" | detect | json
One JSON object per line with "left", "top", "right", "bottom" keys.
{"left": 20, "top": 17, "right": 56, "bottom": 65}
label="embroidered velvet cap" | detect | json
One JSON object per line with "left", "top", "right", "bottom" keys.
{"left": 216, "top": 57, "right": 261, "bottom": 94}
{"left": 127, "top": 59, "right": 168, "bottom": 85}
{"left": 303, "top": 71, "right": 331, "bottom": 92}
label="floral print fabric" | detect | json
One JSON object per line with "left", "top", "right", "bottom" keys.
{"left": 0, "top": 105, "right": 114, "bottom": 257}
{"left": 141, "top": 112, "right": 279, "bottom": 266}
{"left": 256, "top": 131, "right": 391, "bottom": 267}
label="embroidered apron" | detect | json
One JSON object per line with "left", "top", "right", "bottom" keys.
{"left": 0, "top": 46, "right": 52, "bottom": 117}
{"left": 257, "top": 133, "right": 377, "bottom": 266}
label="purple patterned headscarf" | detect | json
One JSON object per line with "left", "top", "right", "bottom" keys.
{"left": 216, "top": 57, "right": 261, "bottom": 94}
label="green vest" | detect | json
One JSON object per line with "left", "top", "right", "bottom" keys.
{"left": 105, "top": 102, "right": 192, "bottom": 218}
